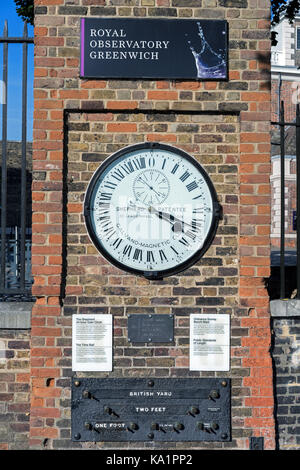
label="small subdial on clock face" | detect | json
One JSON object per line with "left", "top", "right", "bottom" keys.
{"left": 133, "top": 169, "right": 170, "bottom": 205}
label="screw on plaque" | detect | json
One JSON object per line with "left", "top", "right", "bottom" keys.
{"left": 150, "top": 422, "right": 159, "bottom": 431}
{"left": 148, "top": 380, "right": 154, "bottom": 387}
{"left": 127, "top": 422, "right": 139, "bottom": 432}
{"left": 173, "top": 422, "right": 184, "bottom": 432}
{"left": 221, "top": 433, "right": 228, "bottom": 440}
{"left": 221, "top": 380, "right": 227, "bottom": 387}
{"left": 187, "top": 406, "right": 199, "bottom": 416}
{"left": 74, "top": 380, "right": 80, "bottom": 387}
{"left": 104, "top": 406, "right": 119, "bottom": 417}
{"left": 74, "top": 433, "right": 81, "bottom": 440}
{"left": 209, "top": 389, "right": 220, "bottom": 400}
{"left": 148, "top": 433, "right": 154, "bottom": 439}
{"left": 83, "top": 390, "right": 98, "bottom": 401}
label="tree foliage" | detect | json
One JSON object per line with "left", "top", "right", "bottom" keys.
{"left": 11, "top": 1, "right": 300, "bottom": 45}
{"left": 14, "top": 0, "right": 34, "bottom": 26}
{"left": 271, "top": 1, "right": 300, "bottom": 45}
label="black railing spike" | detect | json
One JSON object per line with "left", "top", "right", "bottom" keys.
{"left": 23, "top": 21, "right": 28, "bottom": 39}
{"left": 280, "top": 101, "right": 285, "bottom": 299}
{"left": 3, "top": 19, "right": 8, "bottom": 37}
{"left": 1, "top": 19, "right": 8, "bottom": 291}
{"left": 0, "top": 18, "right": 34, "bottom": 297}
{"left": 296, "top": 102, "right": 300, "bottom": 298}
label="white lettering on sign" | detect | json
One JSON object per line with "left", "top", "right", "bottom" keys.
{"left": 135, "top": 407, "right": 166, "bottom": 413}
{"left": 129, "top": 391, "right": 172, "bottom": 397}
{"left": 88, "top": 27, "right": 170, "bottom": 62}
{"left": 90, "top": 29, "right": 127, "bottom": 38}
{"left": 89, "top": 40, "right": 170, "bottom": 49}
{"left": 89, "top": 51, "right": 159, "bottom": 61}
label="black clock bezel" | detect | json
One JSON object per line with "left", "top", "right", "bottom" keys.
{"left": 84, "top": 142, "right": 221, "bottom": 280}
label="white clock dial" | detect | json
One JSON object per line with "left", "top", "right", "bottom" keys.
{"left": 84, "top": 143, "right": 220, "bottom": 279}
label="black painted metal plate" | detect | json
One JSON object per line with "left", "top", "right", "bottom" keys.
{"left": 71, "top": 378, "right": 231, "bottom": 442}
{"left": 128, "top": 314, "right": 174, "bottom": 343}
{"left": 250, "top": 437, "right": 264, "bottom": 450}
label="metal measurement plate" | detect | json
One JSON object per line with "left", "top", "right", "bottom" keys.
{"left": 128, "top": 314, "right": 174, "bottom": 343}
{"left": 71, "top": 378, "right": 231, "bottom": 442}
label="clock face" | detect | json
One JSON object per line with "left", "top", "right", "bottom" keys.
{"left": 84, "top": 142, "right": 221, "bottom": 279}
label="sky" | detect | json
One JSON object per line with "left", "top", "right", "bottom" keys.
{"left": 0, "top": 0, "right": 34, "bottom": 141}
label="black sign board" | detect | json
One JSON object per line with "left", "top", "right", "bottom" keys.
{"left": 80, "top": 18, "right": 228, "bottom": 80}
{"left": 71, "top": 378, "right": 231, "bottom": 442}
{"left": 128, "top": 314, "right": 174, "bottom": 343}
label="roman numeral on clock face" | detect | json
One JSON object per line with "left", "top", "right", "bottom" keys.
{"left": 147, "top": 251, "right": 155, "bottom": 262}
{"left": 180, "top": 171, "right": 191, "bottom": 182}
{"left": 159, "top": 249, "right": 168, "bottom": 262}
{"left": 99, "top": 192, "right": 112, "bottom": 201}
{"left": 186, "top": 181, "right": 198, "bottom": 192}
{"left": 121, "top": 161, "right": 134, "bottom": 174}
{"left": 133, "top": 248, "right": 143, "bottom": 261}
{"left": 104, "top": 181, "right": 117, "bottom": 190}
{"left": 111, "top": 168, "right": 125, "bottom": 182}
{"left": 112, "top": 238, "right": 122, "bottom": 249}
{"left": 123, "top": 245, "right": 132, "bottom": 257}
{"left": 171, "top": 163, "right": 179, "bottom": 174}
{"left": 133, "top": 157, "right": 146, "bottom": 170}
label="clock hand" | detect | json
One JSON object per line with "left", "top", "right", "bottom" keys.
{"left": 148, "top": 206, "right": 194, "bottom": 231}
{"left": 138, "top": 177, "right": 163, "bottom": 198}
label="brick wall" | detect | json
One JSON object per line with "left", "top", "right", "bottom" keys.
{"left": 0, "top": 330, "right": 30, "bottom": 450}
{"left": 30, "top": 0, "right": 275, "bottom": 450}
{"left": 272, "top": 318, "right": 300, "bottom": 450}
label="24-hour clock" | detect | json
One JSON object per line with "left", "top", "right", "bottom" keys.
{"left": 84, "top": 142, "right": 221, "bottom": 280}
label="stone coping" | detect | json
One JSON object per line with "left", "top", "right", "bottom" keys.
{"left": 270, "top": 298, "right": 300, "bottom": 317}
{"left": 0, "top": 302, "right": 33, "bottom": 329}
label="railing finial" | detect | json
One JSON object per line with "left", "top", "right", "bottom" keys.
{"left": 23, "top": 21, "right": 28, "bottom": 39}
{"left": 3, "top": 20, "right": 8, "bottom": 38}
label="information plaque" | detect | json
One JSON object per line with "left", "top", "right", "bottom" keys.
{"left": 80, "top": 18, "right": 228, "bottom": 80}
{"left": 71, "top": 378, "right": 231, "bottom": 442}
{"left": 72, "top": 314, "right": 112, "bottom": 372}
{"left": 128, "top": 314, "right": 174, "bottom": 343}
{"left": 190, "top": 314, "right": 230, "bottom": 371}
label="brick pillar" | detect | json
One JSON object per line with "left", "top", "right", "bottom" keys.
{"left": 30, "top": 0, "right": 275, "bottom": 450}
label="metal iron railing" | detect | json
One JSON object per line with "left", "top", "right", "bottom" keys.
{"left": 0, "top": 21, "right": 34, "bottom": 299}
{"left": 271, "top": 101, "right": 300, "bottom": 299}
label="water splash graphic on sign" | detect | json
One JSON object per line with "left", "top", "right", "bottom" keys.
{"left": 187, "top": 22, "right": 226, "bottom": 79}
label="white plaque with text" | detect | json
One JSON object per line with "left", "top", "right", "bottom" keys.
{"left": 190, "top": 314, "right": 230, "bottom": 371}
{"left": 72, "top": 314, "right": 112, "bottom": 372}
